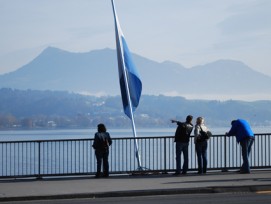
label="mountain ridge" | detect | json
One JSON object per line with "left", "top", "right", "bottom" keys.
{"left": 0, "top": 47, "right": 270, "bottom": 100}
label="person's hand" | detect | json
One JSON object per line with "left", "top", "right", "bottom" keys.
{"left": 171, "top": 119, "right": 176, "bottom": 123}
{"left": 225, "top": 132, "right": 228, "bottom": 136}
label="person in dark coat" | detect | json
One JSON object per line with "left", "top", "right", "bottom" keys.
{"left": 171, "top": 115, "right": 193, "bottom": 175}
{"left": 92, "top": 123, "right": 112, "bottom": 178}
{"left": 226, "top": 119, "right": 254, "bottom": 174}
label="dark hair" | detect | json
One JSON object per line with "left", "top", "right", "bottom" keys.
{"left": 231, "top": 120, "right": 237, "bottom": 125}
{"left": 186, "top": 115, "right": 193, "bottom": 123}
{"left": 97, "top": 123, "right": 106, "bottom": 133}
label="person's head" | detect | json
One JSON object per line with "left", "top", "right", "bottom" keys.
{"left": 97, "top": 123, "right": 106, "bottom": 133}
{"left": 231, "top": 120, "right": 237, "bottom": 125}
{"left": 196, "top": 117, "right": 204, "bottom": 125}
{"left": 186, "top": 115, "right": 193, "bottom": 123}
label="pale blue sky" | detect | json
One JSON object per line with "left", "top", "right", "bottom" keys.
{"left": 0, "top": 0, "right": 270, "bottom": 76}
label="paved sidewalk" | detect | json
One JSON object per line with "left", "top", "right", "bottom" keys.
{"left": 0, "top": 170, "right": 271, "bottom": 202}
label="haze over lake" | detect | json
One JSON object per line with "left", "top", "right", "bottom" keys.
{"left": 0, "top": 127, "right": 270, "bottom": 141}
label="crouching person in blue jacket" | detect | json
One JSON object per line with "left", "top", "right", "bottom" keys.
{"left": 226, "top": 119, "right": 254, "bottom": 174}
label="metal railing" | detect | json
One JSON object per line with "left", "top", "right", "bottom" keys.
{"left": 0, "top": 134, "right": 270, "bottom": 178}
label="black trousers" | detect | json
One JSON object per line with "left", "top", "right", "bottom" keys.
{"left": 95, "top": 150, "right": 109, "bottom": 176}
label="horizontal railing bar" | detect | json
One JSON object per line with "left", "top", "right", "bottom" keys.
{"left": 0, "top": 133, "right": 269, "bottom": 144}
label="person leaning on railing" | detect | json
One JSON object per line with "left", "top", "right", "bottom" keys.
{"left": 225, "top": 119, "right": 255, "bottom": 174}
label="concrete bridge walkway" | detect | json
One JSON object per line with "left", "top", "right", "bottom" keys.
{"left": 0, "top": 170, "right": 271, "bottom": 202}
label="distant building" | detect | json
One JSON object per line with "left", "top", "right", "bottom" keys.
{"left": 47, "top": 121, "right": 57, "bottom": 127}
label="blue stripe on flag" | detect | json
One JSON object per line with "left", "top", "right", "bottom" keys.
{"left": 113, "top": 3, "right": 142, "bottom": 119}
{"left": 120, "top": 36, "right": 142, "bottom": 118}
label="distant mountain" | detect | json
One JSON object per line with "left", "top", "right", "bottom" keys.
{"left": 0, "top": 47, "right": 271, "bottom": 99}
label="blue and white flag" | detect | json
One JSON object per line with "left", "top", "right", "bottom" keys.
{"left": 111, "top": 0, "right": 142, "bottom": 119}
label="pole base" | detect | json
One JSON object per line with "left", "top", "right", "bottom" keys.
{"left": 130, "top": 166, "right": 161, "bottom": 176}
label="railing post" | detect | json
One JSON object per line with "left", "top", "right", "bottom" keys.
{"left": 222, "top": 135, "right": 228, "bottom": 172}
{"left": 37, "top": 141, "right": 42, "bottom": 179}
{"left": 163, "top": 137, "right": 167, "bottom": 174}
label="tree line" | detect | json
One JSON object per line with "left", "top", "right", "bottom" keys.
{"left": 0, "top": 88, "right": 270, "bottom": 129}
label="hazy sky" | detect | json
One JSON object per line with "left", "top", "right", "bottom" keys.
{"left": 0, "top": 0, "right": 270, "bottom": 76}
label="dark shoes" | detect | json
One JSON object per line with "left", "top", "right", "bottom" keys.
{"left": 197, "top": 171, "right": 206, "bottom": 175}
{"left": 95, "top": 173, "right": 109, "bottom": 178}
{"left": 173, "top": 172, "right": 187, "bottom": 176}
{"left": 240, "top": 170, "right": 250, "bottom": 174}
{"left": 237, "top": 169, "right": 250, "bottom": 174}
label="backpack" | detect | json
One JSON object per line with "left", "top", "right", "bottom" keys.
{"left": 197, "top": 126, "right": 212, "bottom": 143}
{"left": 102, "top": 137, "right": 109, "bottom": 150}
{"left": 200, "top": 126, "right": 212, "bottom": 140}
{"left": 93, "top": 132, "right": 110, "bottom": 151}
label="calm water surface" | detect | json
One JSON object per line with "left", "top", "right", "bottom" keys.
{"left": 0, "top": 126, "right": 270, "bottom": 141}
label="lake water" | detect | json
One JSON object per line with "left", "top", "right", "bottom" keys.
{"left": 0, "top": 126, "right": 270, "bottom": 141}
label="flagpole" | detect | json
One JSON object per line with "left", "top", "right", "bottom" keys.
{"left": 111, "top": 0, "right": 142, "bottom": 169}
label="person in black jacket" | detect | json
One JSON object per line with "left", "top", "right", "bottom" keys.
{"left": 92, "top": 123, "right": 112, "bottom": 178}
{"left": 171, "top": 115, "right": 193, "bottom": 175}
